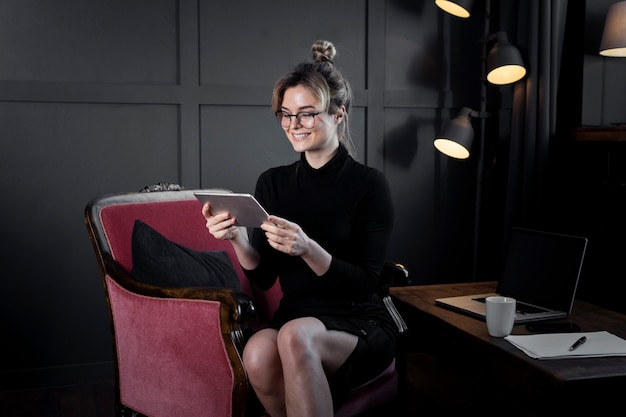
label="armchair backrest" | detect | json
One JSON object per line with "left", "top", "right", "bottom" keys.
{"left": 86, "top": 189, "right": 282, "bottom": 320}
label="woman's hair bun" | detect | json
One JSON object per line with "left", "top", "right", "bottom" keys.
{"left": 311, "top": 40, "right": 336, "bottom": 63}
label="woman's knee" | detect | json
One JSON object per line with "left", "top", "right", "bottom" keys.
{"left": 243, "top": 331, "right": 280, "bottom": 381}
{"left": 276, "top": 318, "right": 321, "bottom": 361}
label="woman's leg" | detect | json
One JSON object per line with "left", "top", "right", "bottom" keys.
{"left": 277, "top": 317, "right": 359, "bottom": 417}
{"left": 243, "top": 328, "right": 286, "bottom": 417}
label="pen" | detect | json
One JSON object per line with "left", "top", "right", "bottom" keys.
{"left": 569, "top": 336, "right": 587, "bottom": 351}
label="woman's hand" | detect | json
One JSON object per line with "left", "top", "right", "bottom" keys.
{"left": 202, "top": 203, "right": 261, "bottom": 270}
{"left": 262, "top": 215, "right": 331, "bottom": 275}
{"left": 201, "top": 202, "right": 239, "bottom": 240}
{"left": 261, "top": 216, "right": 310, "bottom": 256}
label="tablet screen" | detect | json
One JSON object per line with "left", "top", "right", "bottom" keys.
{"left": 194, "top": 191, "right": 269, "bottom": 228}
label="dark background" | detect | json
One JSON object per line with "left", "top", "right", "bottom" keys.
{"left": 1, "top": 0, "right": 624, "bottom": 391}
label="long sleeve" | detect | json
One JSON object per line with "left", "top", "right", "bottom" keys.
{"left": 243, "top": 146, "right": 394, "bottom": 303}
{"left": 319, "top": 169, "right": 393, "bottom": 300}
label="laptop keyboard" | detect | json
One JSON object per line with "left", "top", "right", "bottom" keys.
{"left": 472, "top": 297, "right": 548, "bottom": 315}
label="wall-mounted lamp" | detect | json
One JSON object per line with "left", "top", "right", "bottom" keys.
{"left": 434, "top": 0, "right": 474, "bottom": 19}
{"left": 434, "top": 107, "right": 480, "bottom": 159}
{"left": 433, "top": 0, "right": 523, "bottom": 280}
{"left": 433, "top": 35, "right": 524, "bottom": 159}
{"left": 486, "top": 31, "right": 527, "bottom": 84}
{"left": 600, "top": 0, "right": 626, "bottom": 57}
{"left": 435, "top": 0, "right": 526, "bottom": 84}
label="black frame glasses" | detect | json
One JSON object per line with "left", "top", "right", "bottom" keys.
{"left": 275, "top": 111, "right": 322, "bottom": 128}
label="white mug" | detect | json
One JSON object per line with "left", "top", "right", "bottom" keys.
{"left": 485, "top": 296, "right": 516, "bottom": 337}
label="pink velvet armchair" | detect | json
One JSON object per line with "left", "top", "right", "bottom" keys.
{"left": 85, "top": 188, "right": 408, "bottom": 417}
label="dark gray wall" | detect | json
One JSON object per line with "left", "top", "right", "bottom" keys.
{"left": 0, "top": 0, "right": 484, "bottom": 389}
{"left": 1, "top": 0, "right": 614, "bottom": 391}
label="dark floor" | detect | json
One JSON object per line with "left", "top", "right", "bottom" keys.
{"left": 0, "top": 380, "right": 115, "bottom": 417}
{"left": 0, "top": 353, "right": 490, "bottom": 417}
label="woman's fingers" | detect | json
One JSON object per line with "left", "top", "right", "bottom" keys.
{"left": 202, "top": 203, "right": 237, "bottom": 239}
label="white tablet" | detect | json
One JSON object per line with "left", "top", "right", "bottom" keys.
{"left": 194, "top": 191, "right": 269, "bottom": 228}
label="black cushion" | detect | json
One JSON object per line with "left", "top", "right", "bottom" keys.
{"left": 131, "top": 219, "right": 241, "bottom": 290}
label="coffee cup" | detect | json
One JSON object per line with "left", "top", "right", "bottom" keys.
{"left": 485, "top": 296, "right": 516, "bottom": 337}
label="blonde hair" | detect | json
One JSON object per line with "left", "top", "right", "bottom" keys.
{"left": 272, "top": 40, "right": 356, "bottom": 157}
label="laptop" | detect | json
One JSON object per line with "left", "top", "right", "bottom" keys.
{"left": 435, "top": 228, "right": 588, "bottom": 324}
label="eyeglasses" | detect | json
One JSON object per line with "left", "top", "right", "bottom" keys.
{"left": 275, "top": 111, "right": 321, "bottom": 128}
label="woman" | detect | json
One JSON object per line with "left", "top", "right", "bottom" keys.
{"left": 202, "top": 39, "right": 396, "bottom": 417}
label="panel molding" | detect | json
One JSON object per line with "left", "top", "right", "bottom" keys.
{"left": 366, "top": 0, "right": 386, "bottom": 171}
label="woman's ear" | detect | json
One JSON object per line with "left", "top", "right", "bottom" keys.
{"left": 334, "top": 106, "right": 346, "bottom": 124}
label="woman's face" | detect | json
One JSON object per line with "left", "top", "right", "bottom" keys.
{"left": 278, "top": 85, "right": 342, "bottom": 157}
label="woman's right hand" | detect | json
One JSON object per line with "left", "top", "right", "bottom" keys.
{"left": 201, "top": 202, "right": 239, "bottom": 240}
{"left": 202, "top": 202, "right": 261, "bottom": 270}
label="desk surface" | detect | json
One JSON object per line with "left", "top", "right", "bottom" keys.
{"left": 391, "top": 281, "right": 626, "bottom": 384}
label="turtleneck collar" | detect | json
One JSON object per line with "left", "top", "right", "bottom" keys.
{"left": 298, "top": 144, "right": 350, "bottom": 177}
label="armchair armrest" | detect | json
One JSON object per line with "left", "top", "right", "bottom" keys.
{"left": 102, "top": 252, "right": 257, "bottom": 355}
{"left": 101, "top": 253, "right": 255, "bottom": 417}
{"left": 380, "top": 262, "right": 410, "bottom": 335}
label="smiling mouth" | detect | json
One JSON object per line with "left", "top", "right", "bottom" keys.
{"left": 292, "top": 132, "right": 310, "bottom": 140}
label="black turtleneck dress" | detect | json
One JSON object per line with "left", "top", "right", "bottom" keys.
{"left": 243, "top": 144, "right": 396, "bottom": 406}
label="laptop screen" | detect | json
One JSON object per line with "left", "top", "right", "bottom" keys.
{"left": 496, "top": 228, "right": 588, "bottom": 313}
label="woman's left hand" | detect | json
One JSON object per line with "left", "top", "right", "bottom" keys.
{"left": 261, "top": 216, "right": 310, "bottom": 257}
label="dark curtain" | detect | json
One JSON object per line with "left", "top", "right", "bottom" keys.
{"left": 499, "top": 0, "right": 626, "bottom": 315}
{"left": 478, "top": 0, "right": 586, "bottom": 277}
{"left": 504, "top": 0, "right": 571, "bottom": 231}
{"left": 490, "top": 0, "right": 584, "bottom": 235}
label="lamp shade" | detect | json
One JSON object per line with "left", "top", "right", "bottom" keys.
{"left": 600, "top": 1, "right": 626, "bottom": 57}
{"left": 434, "top": 108, "right": 475, "bottom": 159}
{"left": 486, "top": 32, "right": 526, "bottom": 85}
{"left": 434, "top": 0, "right": 474, "bottom": 18}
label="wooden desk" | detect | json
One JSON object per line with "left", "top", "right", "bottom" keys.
{"left": 391, "top": 282, "right": 626, "bottom": 415}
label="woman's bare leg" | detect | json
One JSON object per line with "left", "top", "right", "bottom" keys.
{"left": 243, "top": 328, "right": 286, "bottom": 417}
{"left": 243, "top": 318, "right": 358, "bottom": 417}
{"left": 278, "top": 317, "right": 358, "bottom": 417}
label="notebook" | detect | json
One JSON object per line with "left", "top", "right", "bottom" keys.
{"left": 435, "top": 228, "right": 588, "bottom": 324}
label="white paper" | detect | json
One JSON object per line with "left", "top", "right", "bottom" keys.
{"left": 505, "top": 331, "right": 626, "bottom": 360}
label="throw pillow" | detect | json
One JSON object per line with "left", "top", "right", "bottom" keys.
{"left": 131, "top": 219, "right": 241, "bottom": 290}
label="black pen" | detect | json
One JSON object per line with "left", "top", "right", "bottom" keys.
{"left": 569, "top": 336, "right": 587, "bottom": 351}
